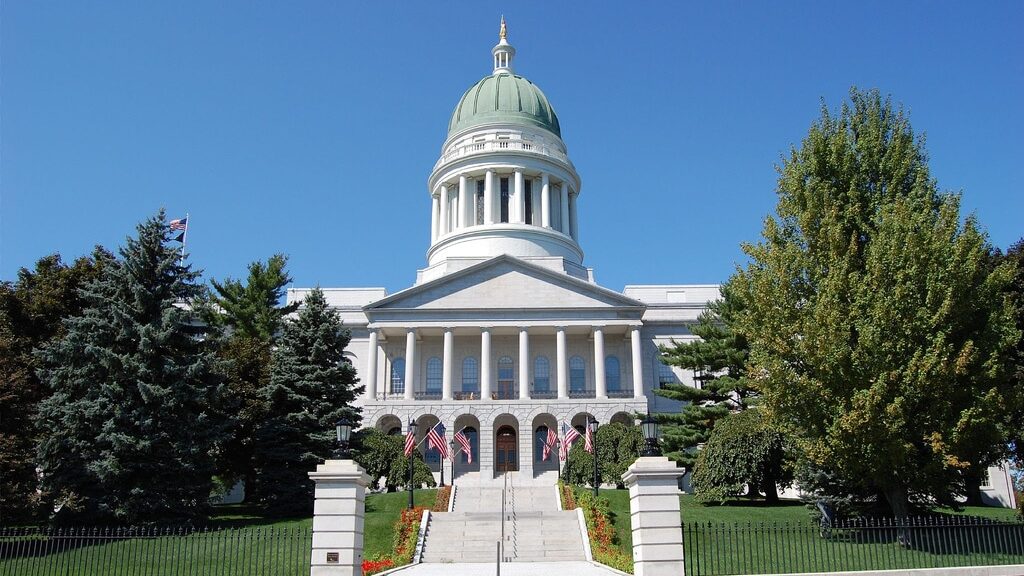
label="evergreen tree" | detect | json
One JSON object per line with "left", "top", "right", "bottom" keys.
{"left": 731, "top": 88, "right": 1019, "bottom": 517}
{"left": 253, "top": 288, "right": 363, "bottom": 513}
{"left": 0, "top": 249, "right": 112, "bottom": 522}
{"left": 35, "top": 212, "right": 228, "bottom": 524}
{"left": 653, "top": 283, "right": 755, "bottom": 468}
{"left": 203, "top": 254, "right": 298, "bottom": 501}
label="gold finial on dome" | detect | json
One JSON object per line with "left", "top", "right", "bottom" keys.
{"left": 499, "top": 16, "right": 507, "bottom": 40}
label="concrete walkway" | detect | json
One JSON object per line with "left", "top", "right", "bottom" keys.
{"left": 387, "top": 560, "right": 626, "bottom": 576}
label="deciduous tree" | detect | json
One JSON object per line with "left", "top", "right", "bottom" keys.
{"left": 731, "top": 88, "right": 1019, "bottom": 517}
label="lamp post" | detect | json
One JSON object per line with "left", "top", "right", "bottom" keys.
{"left": 407, "top": 418, "right": 418, "bottom": 510}
{"left": 589, "top": 418, "right": 599, "bottom": 499}
{"left": 640, "top": 414, "right": 661, "bottom": 457}
{"left": 333, "top": 416, "right": 353, "bottom": 459}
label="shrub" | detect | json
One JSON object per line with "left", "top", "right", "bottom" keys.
{"left": 392, "top": 506, "right": 425, "bottom": 566}
{"left": 433, "top": 486, "right": 451, "bottom": 512}
{"left": 558, "top": 480, "right": 576, "bottom": 510}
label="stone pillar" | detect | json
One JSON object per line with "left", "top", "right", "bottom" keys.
{"left": 484, "top": 170, "right": 495, "bottom": 224}
{"left": 622, "top": 457, "right": 686, "bottom": 576}
{"left": 518, "top": 327, "right": 530, "bottom": 400}
{"left": 364, "top": 330, "right": 378, "bottom": 401}
{"left": 559, "top": 182, "right": 570, "bottom": 235}
{"left": 309, "top": 459, "right": 371, "bottom": 576}
{"left": 458, "top": 174, "right": 469, "bottom": 228}
{"left": 442, "top": 328, "right": 453, "bottom": 401}
{"left": 631, "top": 327, "right": 644, "bottom": 399}
{"left": 430, "top": 195, "right": 439, "bottom": 242}
{"left": 541, "top": 173, "right": 551, "bottom": 228}
{"left": 404, "top": 329, "right": 416, "bottom": 400}
{"left": 569, "top": 193, "right": 579, "bottom": 240}
{"left": 514, "top": 170, "right": 525, "bottom": 224}
{"left": 594, "top": 327, "right": 607, "bottom": 399}
{"left": 439, "top": 184, "right": 449, "bottom": 236}
{"left": 556, "top": 327, "right": 568, "bottom": 399}
{"left": 451, "top": 194, "right": 459, "bottom": 231}
{"left": 480, "top": 328, "right": 492, "bottom": 400}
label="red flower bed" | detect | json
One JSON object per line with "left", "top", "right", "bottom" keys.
{"left": 362, "top": 557, "right": 394, "bottom": 574}
{"left": 433, "top": 486, "right": 451, "bottom": 512}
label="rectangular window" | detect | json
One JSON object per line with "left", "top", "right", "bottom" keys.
{"left": 476, "top": 180, "right": 485, "bottom": 225}
{"left": 500, "top": 177, "right": 510, "bottom": 223}
{"left": 524, "top": 179, "right": 533, "bottom": 224}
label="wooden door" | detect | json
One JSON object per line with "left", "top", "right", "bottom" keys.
{"left": 495, "top": 426, "right": 518, "bottom": 472}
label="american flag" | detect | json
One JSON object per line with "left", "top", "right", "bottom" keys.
{"left": 403, "top": 427, "right": 416, "bottom": 457}
{"left": 454, "top": 429, "right": 472, "bottom": 463}
{"left": 542, "top": 427, "right": 557, "bottom": 461}
{"left": 584, "top": 421, "right": 595, "bottom": 454}
{"left": 169, "top": 217, "right": 188, "bottom": 231}
{"left": 426, "top": 422, "right": 449, "bottom": 459}
{"left": 560, "top": 421, "right": 581, "bottom": 461}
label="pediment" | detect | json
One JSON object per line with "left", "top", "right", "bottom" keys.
{"left": 366, "top": 256, "right": 644, "bottom": 312}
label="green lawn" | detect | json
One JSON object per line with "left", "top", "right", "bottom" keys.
{"left": 596, "top": 489, "right": 1024, "bottom": 576}
{"left": 0, "top": 489, "right": 437, "bottom": 576}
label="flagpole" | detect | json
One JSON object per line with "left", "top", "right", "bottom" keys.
{"left": 180, "top": 212, "right": 190, "bottom": 265}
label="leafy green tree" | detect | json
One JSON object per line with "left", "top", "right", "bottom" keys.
{"left": 691, "top": 409, "right": 793, "bottom": 504}
{"left": 562, "top": 423, "right": 642, "bottom": 488}
{"left": 352, "top": 428, "right": 435, "bottom": 491}
{"left": 252, "top": 288, "right": 363, "bottom": 514}
{"left": 203, "top": 254, "right": 298, "bottom": 500}
{"left": 35, "top": 212, "right": 228, "bottom": 524}
{"left": 654, "top": 283, "right": 755, "bottom": 469}
{"left": 0, "top": 249, "right": 113, "bottom": 522}
{"left": 731, "top": 88, "right": 1020, "bottom": 517}
{"left": 1002, "top": 239, "right": 1024, "bottom": 468}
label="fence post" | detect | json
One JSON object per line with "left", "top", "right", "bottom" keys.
{"left": 622, "top": 456, "right": 686, "bottom": 576}
{"left": 308, "top": 459, "right": 371, "bottom": 576}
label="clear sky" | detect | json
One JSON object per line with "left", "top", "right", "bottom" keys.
{"left": 2, "top": 2, "right": 1021, "bottom": 294}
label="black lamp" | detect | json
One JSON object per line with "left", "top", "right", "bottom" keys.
{"left": 334, "top": 416, "right": 353, "bottom": 459}
{"left": 641, "top": 414, "right": 660, "bottom": 457}
{"left": 589, "top": 418, "right": 600, "bottom": 498}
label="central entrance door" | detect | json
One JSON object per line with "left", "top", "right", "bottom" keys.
{"left": 495, "top": 426, "right": 518, "bottom": 472}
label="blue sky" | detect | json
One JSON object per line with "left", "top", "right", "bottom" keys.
{"left": 2, "top": 2, "right": 1021, "bottom": 293}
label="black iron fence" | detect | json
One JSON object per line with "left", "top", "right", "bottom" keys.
{"left": 0, "top": 526, "right": 311, "bottom": 576}
{"left": 683, "top": 516, "right": 1024, "bottom": 576}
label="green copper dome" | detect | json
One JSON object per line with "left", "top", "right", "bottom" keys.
{"left": 448, "top": 73, "right": 561, "bottom": 138}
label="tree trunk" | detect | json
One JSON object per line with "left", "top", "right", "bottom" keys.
{"left": 963, "top": 471, "right": 984, "bottom": 506}
{"left": 762, "top": 479, "right": 779, "bottom": 504}
{"left": 883, "top": 485, "right": 910, "bottom": 518}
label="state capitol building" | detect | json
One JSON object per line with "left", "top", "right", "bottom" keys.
{"left": 288, "top": 22, "right": 716, "bottom": 484}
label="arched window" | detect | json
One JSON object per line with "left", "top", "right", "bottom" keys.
{"left": 534, "top": 356, "right": 550, "bottom": 392}
{"left": 462, "top": 357, "right": 479, "bottom": 394}
{"left": 535, "top": 426, "right": 554, "bottom": 462}
{"left": 391, "top": 358, "right": 405, "bottom": 395}
{"left": 605, "top": 356, "right": 621, "bottom": 391}
{"left": 460, "top": 426, "right": 479, "bottom": 464}
{"left": 658, "top": 358, "right": 677, "bottom": 389}
{"left": 497, "top": 355, "right": 515, "bottom": 399}
{"left": 569, "top": 356, "right": 586, "bottom": 392}
{"left": 426, "top": 357, "right": 442, "bottom": 394}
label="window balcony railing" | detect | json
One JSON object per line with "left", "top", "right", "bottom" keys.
{"left": 607, "top": 389, "right": 635, "bottom": 398}
{"left": 568, "top": 389, "right": 596, "bottom": 399}
{"left": 414, "top": 391, "right": 442, "bottom": 401}
{"left": 530, "top": 390, "right": 558, "bottom": 400}
{"left": 453, "top": 391, "right": 479, "bottom": 401}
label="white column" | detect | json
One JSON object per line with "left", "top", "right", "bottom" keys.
{"left": 404, "top": 329, "right": 416, "bottom": 400}
{"left": 556, "top": 327, "right": 568, "bottom": 399}
{"left": 458, "top": 174, "right": 469, "bottom": 228}
{"left": 594, "top": 327, "right": 607, "bottom": 399}
{"left": 365, "top": 330, "right": 379, "bottom": 401}
{"left": 514, "top": 170, "right": 525, "bottom": 224}
{"left": 559, "top": 182, "right": 571, "bottom": 235}
{"left": 631, "top": 327, "right": 644, "bottom": 399}
{"left": 430, "top": 195, "right": 439, "bottom": 242}
{"left": 442, "top": 328, "right": 453, "bottom": 401}
{"left": 308, "top": 459, "right": 370, "bottom": 576}
{"left": 451, "top": 193, "right": 459, "bottom": 231}
{"left": 622, "top": 457, "right": 686, "bottom": 576}
{"left": 484, "top": 170, "right": 495, "bottom": 224}
{"left": 480, "top": 328, "right": 492, "bottom": 400}
{"left": 541, "top": 173, "right": 551, "bottom": 228}
{"left": 518, "top": 327, "right": 530, "bottom": 400}
{"left": 439, "top": 184, "right": 449, "bottom": 236}
{"left": 569, "top": 193, "right": 579, "bottom": 240}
